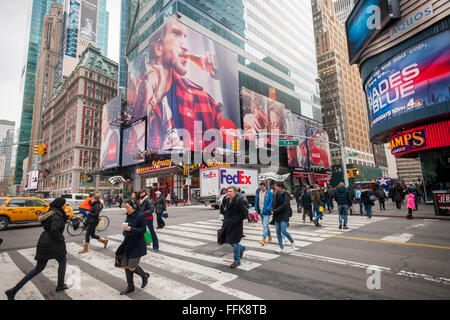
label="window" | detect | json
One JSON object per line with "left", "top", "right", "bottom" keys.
{"left": 8, "top": 199, "right": 26, "bottom": 207}
{"left": 86, "top": 110, "right": 91, "bottom": 116}
{"left": 0, "top": 199, "right": 6, "bottom": 206}
{"left": 75, "top": 195, "right": 84, "bottom": 200}
{"left": 26, "top": 199, "right": 46, "bottom": 207}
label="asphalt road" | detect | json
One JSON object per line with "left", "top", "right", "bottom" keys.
{"left": 1, "top": 204, "right": 449, "bottom": 300}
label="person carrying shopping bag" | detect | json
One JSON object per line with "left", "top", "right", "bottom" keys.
{"left": 139, "top": 190, "right": 159, "bottom": 252}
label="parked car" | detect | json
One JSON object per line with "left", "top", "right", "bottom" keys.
{"left": 0, "top": 197, "right": 74, "bottom": 231}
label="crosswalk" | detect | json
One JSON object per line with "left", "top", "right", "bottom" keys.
{"left": 0, "top": 214, "right": 385, "bottom": 300}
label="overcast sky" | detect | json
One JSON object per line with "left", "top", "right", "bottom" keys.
{"left": 0, "top": 0, "right": 121, "bottom": 133}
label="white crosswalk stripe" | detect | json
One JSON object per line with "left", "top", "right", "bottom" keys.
{"left": 1, "top": 214, "right": 385, "bottom": 300}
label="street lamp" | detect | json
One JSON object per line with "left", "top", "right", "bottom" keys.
{"left": 316, "top": 78, "right": 349, "bottom": 187}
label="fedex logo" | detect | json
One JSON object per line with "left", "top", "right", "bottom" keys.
{"left": 220, "top": 170, "right": 252, "bottom": 185}
{"left": 202, "top": 171, "right": 217, "bottom": 179}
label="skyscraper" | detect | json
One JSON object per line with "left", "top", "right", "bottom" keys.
{"left": 333, "top": 0, "right": 355, "bottom": 24}
{"left": 0, "top": 120, "right": 16, "bottom": 181}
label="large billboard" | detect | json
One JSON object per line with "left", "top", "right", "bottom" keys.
{"left": 65, "top": 0, "right": 80, "bottom": 58}
{"left": 307, "top": 128, "right": 331, "bottom": 169}
{"left": 127, "top": 18, "right": 240, "bottom": 153}
{"left": 26, "top": 171, "right": 39, "bottom": 191}
{"left": 122, "top": 119, "right": 146, "bottom": 167}
{"left": 346, "top": 0, "right": 400, "bottom": 64}
{"left": 286, "top": 114, "right": 309, "bottom": 168}
{"left": 80, "top": 0, "right": 97, "bottom": 42}
{"left": 242, "top": 87, "right": 288, "bottom": 144}
{"left": 100, "top": 95, "right": 121, "bottom": 169}
{"left": 365, "top": 30, "right": 450, "bottom": 130}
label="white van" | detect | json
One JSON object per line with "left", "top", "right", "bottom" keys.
{"left": 60, "top": 193, "right": 90, "bottom": 210}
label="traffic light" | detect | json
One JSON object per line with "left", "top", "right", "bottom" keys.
{"left": 41, "top": 144, "right": 47, "bottom": 155}
{"left": 232, "top": 139, "right": 241, "bottom": 152}
{"left": 34, "top": 145, "right": 40, "bottom": 155}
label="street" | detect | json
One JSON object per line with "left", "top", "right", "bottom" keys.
{"left": 1, "top": 202, "right": 449, "bottom": 300}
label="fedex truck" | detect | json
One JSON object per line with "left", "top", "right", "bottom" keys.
{"left": 199, "top": 167, "right": 259, "bottom": 209}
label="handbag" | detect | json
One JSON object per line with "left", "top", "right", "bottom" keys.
{"left": 217, "top": 228, "right": 225, "bottom": 245}
{"left": 114, "top": 255, "right": 125, "bottom": 269}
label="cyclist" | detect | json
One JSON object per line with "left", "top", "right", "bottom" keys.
{"left": 79, "top": 193, "right": 95, "bottom": 219}
{"left": 79, "top": 195, "right": 109, "bottom": 254}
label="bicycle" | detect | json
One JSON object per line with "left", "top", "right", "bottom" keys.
{"left": 66, "top": 213, "right": 110, "bottom": 236}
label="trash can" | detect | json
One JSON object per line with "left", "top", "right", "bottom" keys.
{"left": 433, "top": 190, "right": 450, "bottom": 216}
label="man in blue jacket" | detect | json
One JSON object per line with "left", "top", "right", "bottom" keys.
{"left": 255, "top": 182, "right": 273, "bottom": 246}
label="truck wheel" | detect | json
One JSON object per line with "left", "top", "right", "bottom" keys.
{"left": 0, "top": 216, "right": 10, "bottom": 231}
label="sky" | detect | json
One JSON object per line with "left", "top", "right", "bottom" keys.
{"left": 0, "top": 0, "right": 121, "bottom": 135}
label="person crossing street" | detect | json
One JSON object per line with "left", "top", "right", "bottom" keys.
{"left": 139, "top": 190, "right": 159, "bottom": 252}
{"left": 78, "top": 195, "right": 109, "bottom": 254}
{"left": 271, "top": 182, "right": 295, "bottom": 253}
{"left": 155, "top": 191, "right": 166, "bottom": 229}
{"left": 255, "top": 182, "right": 273, "bottom": 246}
{"left": 334, "top": 182, "right": 352, "bottom": 230}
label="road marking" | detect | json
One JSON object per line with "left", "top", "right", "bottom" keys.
{"left": 324, "top": 234, "right": 450, "bottom": 250}
{"left": 0, "top": 252, "right": 45, "bottom": 300}
{"left": 381, "top": 233, "right": 414, "bottom": 243}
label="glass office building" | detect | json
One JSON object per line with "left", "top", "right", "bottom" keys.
{"left": 122, "top": 0, "right": 322, "bottom": 123}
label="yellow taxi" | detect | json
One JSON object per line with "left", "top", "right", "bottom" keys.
{"left": 0, "top": 197, "right": 74, "bottom": 231}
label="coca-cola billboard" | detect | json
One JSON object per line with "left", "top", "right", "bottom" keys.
{"left": 126, "top": 17, "right": 240, "bottom": 153}
{"left": 100, "top": 95, "right": 121, "bottom": 169}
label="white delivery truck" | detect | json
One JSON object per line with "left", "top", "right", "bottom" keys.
{"left": 199, "top": 167, "right": 259, "bottom": 209}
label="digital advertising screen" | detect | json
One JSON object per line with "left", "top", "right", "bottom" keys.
{"left": 100, "top": 95, "right": 121, "bottom": 169}
{"left": 286, "top": 114, "right": 309, "bottom": 168}
{"left": 346, "top": 0, "right": 400, "bottom": 64}
{"left": 122, "top": 120, "right": 146, "bottom": 167}
{"left": 307, "top": 128, "right": 331, "bottom": 169}
{"left": 80, "top": 0, "right": 97, "bottom": 42}
{"left": 365, "top": 30, "right": 450, "bottom": 131}
{"left": 127, "top": 17, "right": 240, "bottom": 153}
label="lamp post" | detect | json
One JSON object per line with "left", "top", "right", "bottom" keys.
{"left": 316, "top": 78, "right": 349, "bottom": 187}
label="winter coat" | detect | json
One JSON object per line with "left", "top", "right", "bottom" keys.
{"left": 155, "top": 196, "right": 166, "bottom": 214}
{"left": 140, "top": 196, "right": 155, "bottom": 220}
{"left": 301, "top": 191, "right": 312, "bottom": 209}
{"left": 407, "top": 186, "right": 419, "bottom": 197}
{"left": 334, "top": 186, "right": 352, "bottom": 205}
{"left": 294, "top": 189, "right": 303, "bottom": 204}
{"left": 361, "top": 190, "right": 375, "bottom": 206}
{"left": 240, "top": 192, "right": 250, "bottom": 209}
{"left": 392, "top": 187, "right": 404, "bottom": 202}
{"left": 324, "top": 190, "right": 333, "bottom": 202}
{"left": 255, "top": 188, "right": 273, "bottom": 216}
{"left": 407, "top": 194, "right": 416, "bottom": 210}
{"left": 220, "top": 195, "right": 248, "bottom": 244}
{"left": 377, "top": 189, "right": 386, "bottom": 201}
{"left": 272, "top": 190, "right": 292, "bottom": 222}
{"left": 35, "top": 207, "right": 68, "bottom": 261}
{"left": 87, "top": 201, "right": 102, "bottom": 225}
{"left": 310, "top": 189, "right": 321, "bottom": 205}
{"left": 116, "top": 210, "right": 147, "bottom": 259}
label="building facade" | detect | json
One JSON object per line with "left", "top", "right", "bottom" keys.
{"left": 333, "top": 0, "right": 355, "bottom": 24}
{"left": 39, "top": 45, "right": 118, "bottom": 195}
{"left": 348, "top": 0, "right": 449, "bottom": 203}
{"left": 0, "top": 120, "right": 16, "bottom": 181}
{"left": 312, "top": 0, "right": 381, "bottom": 186}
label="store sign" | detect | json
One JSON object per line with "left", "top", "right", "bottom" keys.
{"left": 390, "top": 3, "right": 434, "bottom": 41}
{"left": 136, "top": 160, "right": 174, "bottom": 174}
{"left": 205, "top": 159, "right": 231, "bottom": 167}
{"left": 433, "top": 191, "right": 450, "bottom": 216}
{"left": 390, "top": 130, "right": 426, "bottom": 155}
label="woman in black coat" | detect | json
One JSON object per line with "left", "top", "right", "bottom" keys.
{"left": 79, "top": 195, "right": 109, "bottom": 253}
{"left": 219, "top": 186, "right": 248, "bottom": 268}
{"left": 155, "top": 191, "right": 166, "bottom": 229}
{"left": 115, "top": 199, "right": 150, "bottom": 295}
{"left": 392, "top": 183, "right": 404, "bottom": 209}
{"left": 301, "top": 187, "right": 313, "bottom": 222}
{"left": 5, "top": 198, "right": 71, "bottom": 300}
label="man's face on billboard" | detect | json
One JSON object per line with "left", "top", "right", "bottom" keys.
{"left": 160, "top": 19, "right": 188, "bottom": 76}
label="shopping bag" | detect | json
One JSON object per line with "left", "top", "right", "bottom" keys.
{"left": 144, "top": 230, "right": 152, "bottom": 245}
{"left": 96, "top": 217, "right": 104, "bottom": 230}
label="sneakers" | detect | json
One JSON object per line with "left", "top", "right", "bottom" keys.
{"left": 230, "top": 261, "right": 241, "bottom": 268}
{"left": 275, "top": 247, "right": 284, "bottom": 253}
{"left": 290, "top": 242, "right": 295, "bottom": 251}
{"left": 266, "top": 236, "right": 272, "bottom": 243}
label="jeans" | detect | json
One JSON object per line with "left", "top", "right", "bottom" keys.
{"left": 231, "top": 243, "right": 243, "bottom": 262}
{"left": 12, "top": 256, "right": 67, "bottom": 292}
{"left": 156, "top": 212, "right": 165, "bottom": 228}
{"left": 79, "top": 209, "right": 89, "bottom": 219}
{"left": 275, "top": 221, "right": 294, "bottom": 249}
{"left": 260, "top": 214, "right": 271, "bottom": 240}
{"left": 313, "top": 204, "right": 320, "bottom": 218}
{"left": 85, "top": 221, "right": 100, "bottom": 243}
{"left": 303, "top": 207, "right": 313, "bottom": 221}
{"left": 146, "top": 218, "right": 159, "bottom": 250}
{"left": 315, "top": 211, "right": 323, "bottom": 224}
{"left": 338, "top": 205, "right": 349, "bottom": 227}
{"left": 379, "top": 200, "right": 385, "bottom": 210}
{"left": 357, "top": 199, "right": 363, "bottom": 215}
{"left": 364, "top": 205, "right": 372, "bottom": 218}
{"left": 327, "top": 200, "right": 334, "bottom": 211}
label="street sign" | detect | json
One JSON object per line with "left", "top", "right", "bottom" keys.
{"left": 186, "top": 178, "right": 192, "bottom": 186}
{"left": 279, "top": 140, "right": 299, "bottom": 146}
{"left": 347, "top": 152, "right": 358, "bottom": 157}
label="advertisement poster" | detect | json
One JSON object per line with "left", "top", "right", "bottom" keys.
{"left": 365, "top": 30, "right": 450, "bottom": 128}
{"left": 286, "top": 114, "right": 309, "bottom": 168}
{"left": 122, "top": 120, "right": 146, "bottom": 167}
{"left": 127, "top": 18, "right": 240, "bottom": 153}
{"left": 65, "top": 0, "right": 80, "bottom": 58}
{"left": 27, "top": 171, "right": 39, "bottom": 190}
{"left": 307, "top": 128, "right": 331, "bottom": 169}
{"left": 242, "top": 87, "right": 288, "bottom": 144}
{"left": 100, "top": 95, "right": 121, "bottom": 169}
{"left": 80, "top": 0, "right": 97, "bottom": 42}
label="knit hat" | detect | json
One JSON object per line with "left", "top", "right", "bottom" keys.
{"left": 49, "top": 198, "right": 66, "bottom": 209}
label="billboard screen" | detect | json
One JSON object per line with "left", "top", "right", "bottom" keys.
{"left": 286, "top": 114, "right": 309, "bottom": 168}
{"left": 346, "top": 0, "right": 400, "bottom": 64}
{"left": 80, "top": 0, "right": 97, "bottom": 42}
{"left": 100, "top": 95, "right": 121, "bottom": 169}
{"left": 307, "top": 128, "right": 331, "bottom": 169}
{"left": 65, "top": 0, "right": 80, "bottom": 58}
{"left": 127, "top": 18, "right": 240, "bottom": 153}
{"left": 122, "top": 120, "right": 146, "bottom": 167}
{"left": 26, "top": 171, "right": 39, "bottom": 191}
{"left": 365, "top": 30, "right": 450, "bottom": 130}
{"left": 242, "top": 87, "right": 288, "bottom": 144}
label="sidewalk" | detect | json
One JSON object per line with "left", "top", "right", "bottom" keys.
{"left": 291, "top": 200, "right": 450, "bottom": 221}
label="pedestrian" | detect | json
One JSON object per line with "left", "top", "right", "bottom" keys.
{"left": 218, "top": 188, "right": 228, "bottom": 221}
{"left": 392, "top": 183, "right": 404, "bottom": 209}
{"left": 5, "top": 198, "right": 71, "bottom": 300}
{"left": 107, "top": 195, "right": 112, "bottom": 208}
{"left": 115, "top": 199, "right": 150, "bottom": 295}
{"left": 139, "top": 190, "right": 159, "bottom": 252}
{"left": 334, "top": 182, "right": 352, "bottom": 230}
{"left": 118, "top": 195, "right": 123, "bottom": 208}
{"left": 219, "top": 186, "right": 248, "bottom": 268}
{"left": 79, "top": 195, "right": 109, "bottom": 253}
{"left": 361, "top": 188, "right": 375, "bottom": 219}
{"left": 166, "top": 194, "right": 172, "bottom": 206}
{"left": 407, "top": 190, "right": 416, "bottom": 219}
{"left": 131, "top": 191, "right": 139, "bottom": 201}
{"left": 310, "top": 186, "right": 321, "bottom": 223}
{"left": 171, "top": 193, "right": 179, "bottom": 207}
{"left": 255, "top": 182, "right": 273, "bottom": 246}
{"left": 377, "top": 187, "right": 386, "bottom": 211}
{"left": 294, "top": 187, "right": 303, "bottom": 214}
{"left": 324, "top": 187, "right": 334, "bottom": 212}
{"left": 301, "top": 186, "right": 313, "bottom": 223}
{"left": 155, "top": 191, "right": 166, "bottom": 229}
{"left": 271, "top": 182, "right": 295, "bottom": 253}
{"left": 407, "top": 184, "right": 419, "bottom": 211}
{"left": 355, "top": 186, "right": 363, "bottom": 215}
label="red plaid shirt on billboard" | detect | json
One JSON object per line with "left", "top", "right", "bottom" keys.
{"left": 148, "top": 72, "right": 224, "bottom": 151}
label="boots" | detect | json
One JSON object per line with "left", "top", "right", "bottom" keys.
{"left": 99, "top": 237, "right": 109, "bottom": 248}
{"left": 133, "top": 266, "right": 150, "bottom": 288}
{"left": 5, "top": 288, "right": 17, "bottom": 300}
{"left": 120, "top": 269, "right": 135, "bottom": 295}
{"left": 79, "top": 243, "right": 89, "bottom": 254}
